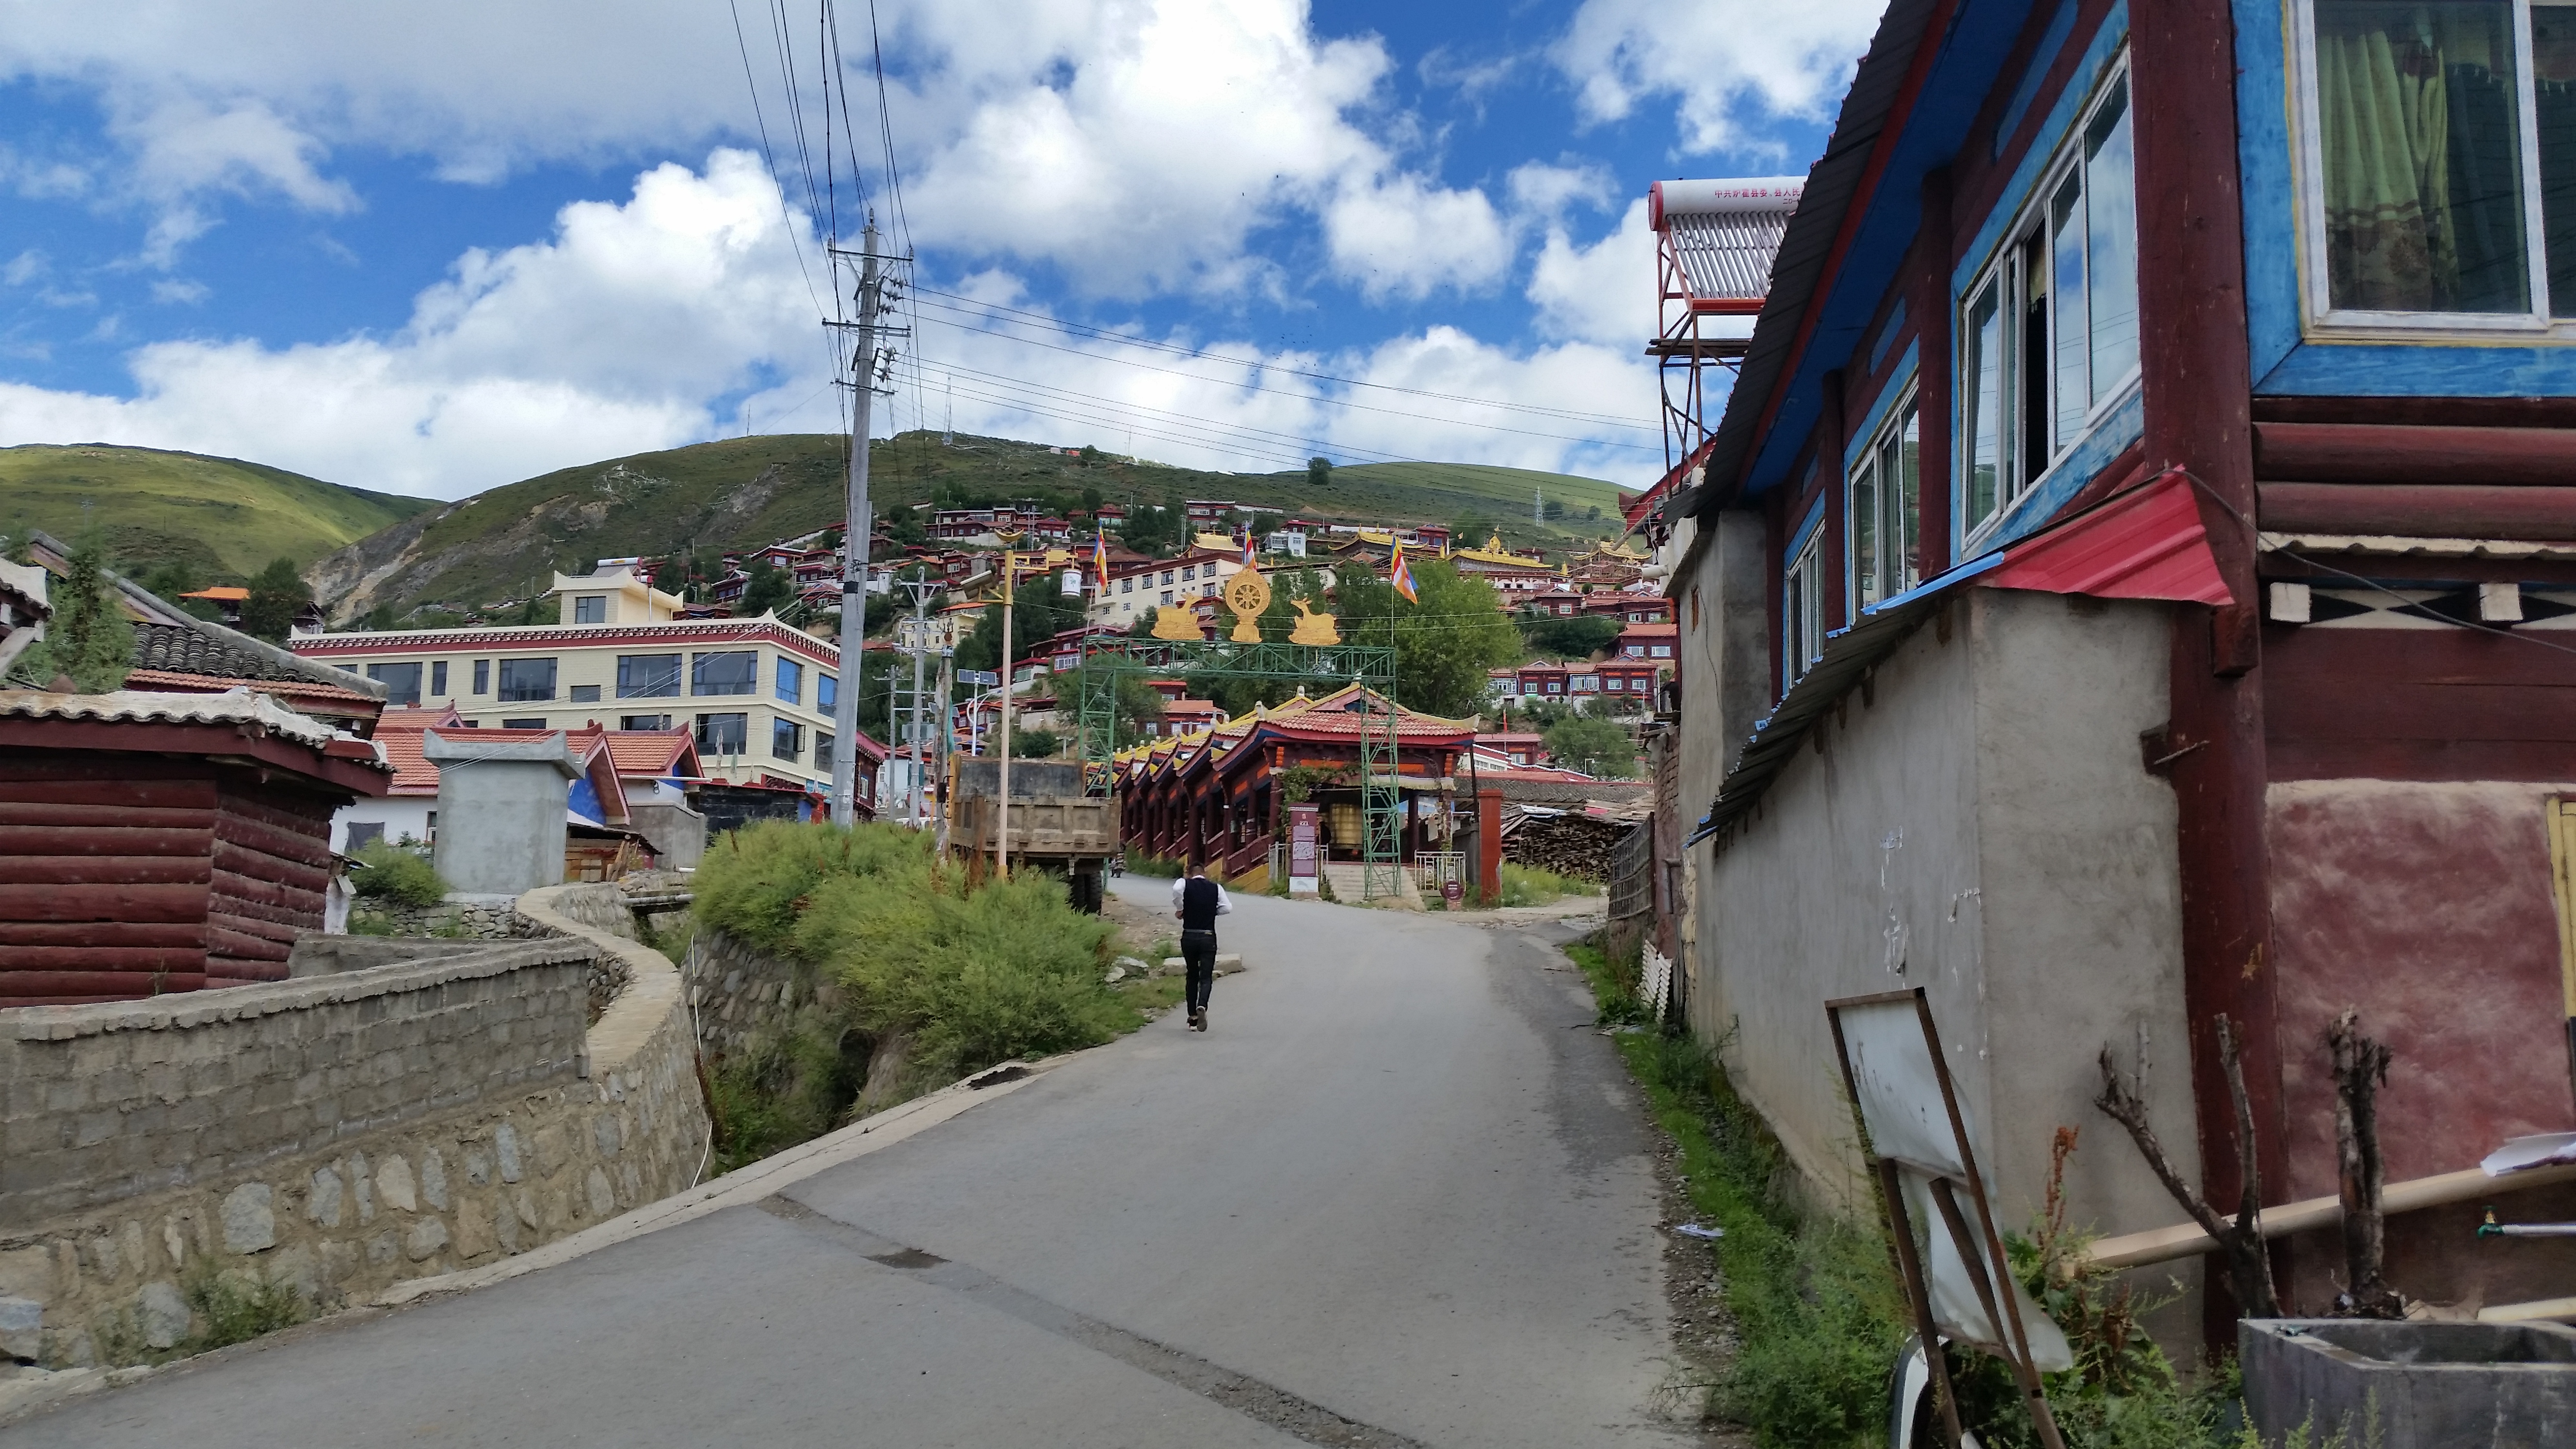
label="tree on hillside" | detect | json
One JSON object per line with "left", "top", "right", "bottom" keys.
{"left": 1542, "top": 714, "right": 1637, "bottom": 778}
{"left": 954, "top": 585, "right": 1086, "bottom": 675}
{"left": 1081, "top": 484, "right": 1104, "bottom": 518}
{"left": 1111, "top": 675, "right": 1166, "bottom": 747}
{"left": 1517, "top": 611, "right": 1619, "bottom": 660}
{"left": 12, "top": 533, "right": 133, "bottom": 692}
{"left": 241, "top": 557, "right": 311, "bottom": 643}
{"left": 1308, "top": 456, "right": 1331, "bottom": 488}
{"left": 1333, "top": 558, "right": 1520, "bottom": 718}
{"left": 738, "top": 557, "right": 795, "bottom": 616}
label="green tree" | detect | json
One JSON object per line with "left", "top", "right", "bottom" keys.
{"left": 1010, "top": 727, "right": 1061, "bottom": 758}
{"left": 1112, "top": 674, "right": 1166, "bottom": 746}
{"left": 1333, "top": 558, "right": 1520, "bottom": 717}
{"left": 1542, "top": 498, "right": 1566, "bottom": 521}
{"left": 1307, "top": 456, "right": 1331, "bottom": 488}
{"left": 1517, "top": 611, "right": 1619, "bottom": 660}
{"left": 241, "top": 557, "right": 311, "bottom": 643}
{"left": 1541, "top": 714, "right": 1637, "bottom": 778}
{"left": 738, "top": 558, "right": 795, "bottom": 616}
{"left": 13, "top": 533, "right": 134, "bottom": 692}
{"left": 1081, "top": 484, "right": 1104, "bottom": 518}
{"left": 955, "top": 586, "right": 1086, "bottom": 675}
{"left": 364, "top": 604, "right": 399, "bottom": 632}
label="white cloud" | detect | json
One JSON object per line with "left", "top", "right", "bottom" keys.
{"left": 1321, "top": 172, "right": 1513, "bottom": 302}
{"left": 1, "top": 250, "right": 46, "bottom": 287}
{"left": 1506, "top": 160, "right": 1616, "bottom": 221}
{"left": 148, "top": 278, "right": 209, "bottom": 305}
{"left": 1555, "top": 0, "right": 1879, "bottom": 154}
{"left": 0, "top": 150, "right": 827, "bottom": 499}
{"left": 1528, "top": 198, "right": 1654, "bottom": 349}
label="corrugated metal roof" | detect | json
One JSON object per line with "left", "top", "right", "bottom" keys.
{"left": 1983, "top": 473, "right": 2233, "bottom": 606}
{"left": 0, "top": 686, "right": 357, "bottom": 754}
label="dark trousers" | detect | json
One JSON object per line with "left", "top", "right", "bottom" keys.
{"left": 1181, "top": 929, "right": 1218, "bottom": 1014}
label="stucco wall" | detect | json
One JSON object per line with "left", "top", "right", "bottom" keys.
{"left": 1692, "top": 589, "right": 2198, "bottom": 1245}
{"left": 2266, "top": 777, "right": 2576, "bottom": 1310}
{"left": 0, "top": 885, "right": 710, "bottom": 1367}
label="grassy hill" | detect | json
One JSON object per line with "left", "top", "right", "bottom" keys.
{"left": 310, "top": 431, "right": 1635, "bottom": 623}
{"left": 0, "top": 444, "right": 436, "bottom": 579}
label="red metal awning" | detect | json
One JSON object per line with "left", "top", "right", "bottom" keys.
{"left": 1983, "top": 471, "right": 2234, "bottom": 607}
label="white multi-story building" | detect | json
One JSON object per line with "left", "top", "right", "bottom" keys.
{"left": 290, "top": 568, "right": 859, "bottom": 789}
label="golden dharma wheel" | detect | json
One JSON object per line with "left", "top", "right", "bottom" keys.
{"left": 1223, "top": 567, "right": 1272, "bottom": 619}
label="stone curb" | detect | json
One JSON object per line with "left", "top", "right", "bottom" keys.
{"left": 372, "top": 1057, "right": 1052, "bottom": 1309}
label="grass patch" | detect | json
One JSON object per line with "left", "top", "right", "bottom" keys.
{"left": 705, "top": 1025, "right": 860, "bottom": 1176}
{"left": 185, "top": 1268, "right": 307, "bottom": 1352}
{"left": 1497, "top": 860, "right": 1595, "bottom": 906}
{"left": 1121, "top": 850, "right": 1184, "bottom": 878}
{"left": 1572, "top": 946, "right": 2263, "bottom": 1448}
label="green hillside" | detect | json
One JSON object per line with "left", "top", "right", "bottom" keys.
{"left": 0, "top": 444, "right": 435, "bottom": 579}
{"left": 312, "top": 431, "right": 1635, "bottom": 623}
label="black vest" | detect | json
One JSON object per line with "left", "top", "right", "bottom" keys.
{"left": 1180, "top": 876, "right": 1221, "bottom": 932}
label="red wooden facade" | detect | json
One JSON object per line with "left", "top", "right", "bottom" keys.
{"left": 0, "top": 692, "right": 390, "bottom": 1004}
{"left": 1112, "top": 687, "right": 1470, "bottom": 877}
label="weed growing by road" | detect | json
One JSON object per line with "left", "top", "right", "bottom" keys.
{"left": 349, "top": 839, "right": 448, "bottom": 908}
{"left": 1497, "top": 861, "right": 1593, "bottom": 907}
{"left": 1576, "top": 953, "right": 2277, "bottom": 1449}
{"left": 184, "top": 1268, "right": 307, "bottom": 1351}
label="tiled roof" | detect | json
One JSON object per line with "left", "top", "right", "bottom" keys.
{"left": 124, "top": 668, "right": 382, "bottom": 706}
{"left": 0, "top": 687, "right": 365, "bottom": 757}
{"left": 373, "top": 727, "right": 440, "bottom": 794}
{"left": 603, "top": 728, "right": 697, "bottom": 777}
{"left": 132, "top": 620, "right": 373, "bottom": 692}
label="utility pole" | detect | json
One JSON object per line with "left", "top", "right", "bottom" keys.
{"left": 900, "top": 574, "right": 940, "bottom": 826}
{"left": 933, "top": 651, "right": 955, "bottom": 855}
{"left": 995, "top": 548, "right": 1015, "bottom": 879}
{"left": 825, "top": 216, "right": 906, "bottom": 828}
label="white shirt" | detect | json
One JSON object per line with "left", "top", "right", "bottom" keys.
{"left": 1171, "top": 875, "right": 1234, "bottom": 917}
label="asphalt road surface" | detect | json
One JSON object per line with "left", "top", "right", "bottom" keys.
{"left": 12, "top": 881, "right": 1692, "bottom": 1448}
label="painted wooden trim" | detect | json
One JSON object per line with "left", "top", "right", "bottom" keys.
{"left": 1950, "top": 8, "right": 2134, "bottom": 295}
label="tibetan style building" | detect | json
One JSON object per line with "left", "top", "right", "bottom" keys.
{"left": 1113, "top": 686, "right": 1473, "bottom": 884}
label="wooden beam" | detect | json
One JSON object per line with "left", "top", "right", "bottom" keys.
{"left": 2087, "top": 1162, "right": 2576, "bottom": 1270}
{"left": 2255, "top": 421, "right": 2576, "bottom": 485}
{"left": 2260, "top": 482, "right": 2576, "bottom": 540}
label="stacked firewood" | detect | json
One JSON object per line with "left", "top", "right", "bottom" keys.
{"left": 1501, "top": 809, "right": 1631, "bottom": 882}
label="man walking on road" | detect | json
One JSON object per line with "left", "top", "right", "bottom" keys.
{"left": 1171, "top": 866, "right": 1231, "bottom": 1032}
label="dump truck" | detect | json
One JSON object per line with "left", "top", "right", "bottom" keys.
{"left": 946, "top": 758, "right": 1118, "bottom": 912}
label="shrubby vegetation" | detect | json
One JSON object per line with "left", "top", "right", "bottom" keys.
{"left": 694, "top": 821, "right": 1131, "bottom": 1091}
{"left": 349, "top": 839, "right": 449, "bottom": 907}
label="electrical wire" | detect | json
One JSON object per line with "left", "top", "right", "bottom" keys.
{"left": 910, "top": 285, "right": 1656, "bottom": 431}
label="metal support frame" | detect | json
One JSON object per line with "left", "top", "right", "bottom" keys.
{"left": 1070, "top": 638, "right": 1404, "bottom": 900}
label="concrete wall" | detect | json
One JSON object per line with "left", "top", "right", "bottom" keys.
{"left": 0, "top": 884, "right": 710, "bottom": 1367}
{"left": 1689, "top": 589, "right": 2199, "bottom": 1251}
{"left": 427, "top": 736, "right": 572, "bottom": 896}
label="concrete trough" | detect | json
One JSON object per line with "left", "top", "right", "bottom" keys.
{"left": 2242, "top": 1318, "right": 2576, "bottom": 1448}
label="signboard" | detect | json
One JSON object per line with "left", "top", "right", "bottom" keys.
{"left": 957, "top": 670, "right": 1000, "bottom": 687}
{"left": 1287, "top": 803, "right": 1320, "bottom": 896}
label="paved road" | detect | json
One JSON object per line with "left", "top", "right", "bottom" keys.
{"left": 12, "top": 883, "right": 1688, "bottom": 1448}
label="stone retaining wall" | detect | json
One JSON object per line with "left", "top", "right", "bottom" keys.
{"left": 683, "top": 929, "right": 845, "bottom": 1064}
{"left": 0, "top": 884, "right": 710, "bottom": 1368}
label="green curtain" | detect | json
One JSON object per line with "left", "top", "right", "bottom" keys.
{"left": 2317, "top": 1, "right": 2528, "bottom": 312}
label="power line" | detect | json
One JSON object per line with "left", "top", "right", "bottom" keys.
{"left": 911, "top": 304, "right": 1659, "bottom": 452}
{"left": 910, "top": 285, "right": 1656, "bottom": 431}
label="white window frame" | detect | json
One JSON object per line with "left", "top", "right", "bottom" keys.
{"left": 1784, "top": 527, "right": 1826, "bottom": 690}
{"left": 1846, "top": 388, "right": 1924, "bottom": 614}
{"left": 2289, "top": 0, "right": 2563, "bottom": 336}
{"left": 1958, "top": 57, "right": 2143, "bottom": 545}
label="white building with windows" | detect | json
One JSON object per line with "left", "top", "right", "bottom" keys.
{"left": 291, "top": 569, "right": 856, "bottom": 790}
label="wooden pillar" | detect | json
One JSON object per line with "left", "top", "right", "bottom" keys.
{"left": 2131, "top": 0, "right": 2277, "bottom": 1339}
{"left": 1477, "top": 787, "right": 1504, "bottom": 901}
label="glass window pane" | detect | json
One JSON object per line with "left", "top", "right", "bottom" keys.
{"left": 367, "top": 662, "right": 422, "bottom": 707}
{"left": 692, "top": 650, "right": 757, "bottom": 696}
{"left": 616, "top": 654, "right": 681, "bottom": 698}
{"left": 695, "top": 712, "right": 748, "bottom": 755}
{"left": 1851, "top": 460, "right": 1881, "bottom": 611}
{"left": 2539, "top": 7, "right": 2576, "bottom": 314}
{"left": 2085, "top": 83, "right": 2141, "bottom": 388}
{"left": 496, "top": 658, "right": 556, "bottom": 702}
{"left": 1897, "top": 407, "right": 1922, "bottom": 591}
{"left": 818, "top": 673, "right": 837, "bottom": 712}
{"left": 2314, "top": 0, "right": 2530, "bottom": 313}
{"left": 775, "top": 657, "right": 803, "bottom": 704}
{"left": 2051, "top": 174, "right": 2090, "bottom": 445}
{"left": 1965, "top": 281, "right": 2005, "bottom": 528}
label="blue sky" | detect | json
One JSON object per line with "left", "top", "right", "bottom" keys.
{"left": 0, "top": 0, "right": 1876, "bottom": 499}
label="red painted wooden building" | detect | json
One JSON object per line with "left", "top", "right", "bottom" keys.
{"left": 0, "top": 690, "right": 391, "bottom": 1004}
{"left": 1667, "top": 0, "right": 2576, "bottom": 1345}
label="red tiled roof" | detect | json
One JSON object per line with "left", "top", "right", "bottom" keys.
{"left": 603, "top": 728, "right": 698, "bottom": 777}
{"left": 122, "top": 668, "right": 384, "bottom": 707}
{"left": 375, "top": 728, "right": 439, "bottom": 794}
{"left": 377, "top": 705, "right": 467, "bottom": 730}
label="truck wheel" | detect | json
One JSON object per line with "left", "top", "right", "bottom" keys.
{"left": 1073, "top": 870, "right": 1104, "bottom": 914}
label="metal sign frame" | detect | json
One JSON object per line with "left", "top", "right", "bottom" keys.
{"left": 1824, "top": 987, "right": 2068, "bottom": 1449}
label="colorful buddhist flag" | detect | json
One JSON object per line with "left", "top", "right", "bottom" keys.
{"left": 1240, "top": 528, "right": 1257, "bottom": 566}
{"left": 1388, "top": 539, "right": 1417, "bottom": 603}
{"left": 1092, "top": 530, "right": 1110, "bottom": 592}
